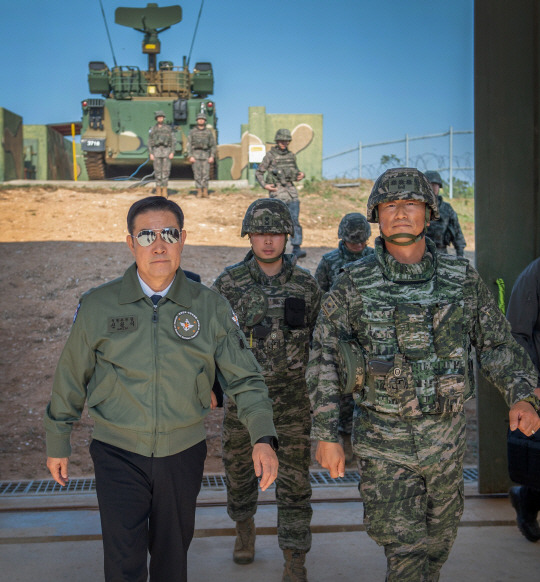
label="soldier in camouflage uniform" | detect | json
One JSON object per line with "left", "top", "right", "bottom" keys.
{"left": 255, "top": 129, "right": 307, "bottom": 259}
{"left": 424, "top": 170, "right": 466, "bottom": 256}
{"left": 213, "top": 198, "right": 322, "bottom": 582}
{"left": 187, "top": 112, "right": 216, "bottom": 198}
{"left": 315, "top": 213, "right": 374, "bottom": 459}
{"left": 148, "top": 110, "right": 176, "bottom": 198}
{"left": 307, "top": 167, "right": 540, "bottom": 581}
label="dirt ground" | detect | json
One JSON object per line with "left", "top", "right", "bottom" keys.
{"left": 0, "top": 183, "right": 477, "bottom": 481}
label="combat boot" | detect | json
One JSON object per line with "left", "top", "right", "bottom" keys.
{"left": 196, "top": 188, "right": 203, "bottom": 198}
{"left": 292, "top": 246, "right": 307, "bottom": 259}
{"left": 201, "top": 187, "right": 209, "bottom": 198}
{"left": 509, "top": 486, "right": 540, "bottom": 542}
{"left": 233, "top": 517, "right": 255, "bottom": 564}
{"left": 282, "top": 549, "right": 308, "bottom": 582}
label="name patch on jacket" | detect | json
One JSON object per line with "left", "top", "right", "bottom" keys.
{"left": 108, "top": 316, "right": 138, "bottom": 332}
{"left": 174, "top": 311, "right": 200, "bottom": 340}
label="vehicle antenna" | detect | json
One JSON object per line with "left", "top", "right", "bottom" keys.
{"left": 187, "top": 0, "right": 205, "bottom": 69}
{"left": 99, "top": 0, "right": 118, "bottom": 67}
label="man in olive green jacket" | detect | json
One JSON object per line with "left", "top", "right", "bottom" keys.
{"left": 44, "top": 196, "right": 278, "bottom": 582}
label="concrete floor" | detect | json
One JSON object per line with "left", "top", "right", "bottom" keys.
{"left": 1, "top": 482, "right": 538, "bottom": 581}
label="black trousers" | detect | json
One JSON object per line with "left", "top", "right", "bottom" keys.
{"left": 90, "top": 439, "right": 207, "bottom": 582}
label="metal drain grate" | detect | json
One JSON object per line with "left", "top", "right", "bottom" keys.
{"left": 0, "top": 468, "right": 478, "bottom": 497}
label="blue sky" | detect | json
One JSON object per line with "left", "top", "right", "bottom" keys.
{"left": 0, "top": 0, "right": 473, "bottom": 179}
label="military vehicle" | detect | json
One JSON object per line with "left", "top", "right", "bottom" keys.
{"left": 80, "top": 3, "right": 217, "bottom": 180}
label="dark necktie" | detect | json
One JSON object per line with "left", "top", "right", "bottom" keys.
{"left": 150, "top": 294, "right": 162, "bottom": 306}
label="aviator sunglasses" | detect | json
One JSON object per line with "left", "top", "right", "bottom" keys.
{"left": 131, "top": 227, "right": 181, "bottom": 247}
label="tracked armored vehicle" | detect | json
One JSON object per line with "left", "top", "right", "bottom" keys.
{"left": 81, "top": 3, "right": 217, "bottom": 180}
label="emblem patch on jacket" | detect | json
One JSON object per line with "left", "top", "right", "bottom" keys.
{"left": 174, "top": 311, "right": 200, "bottom": 340}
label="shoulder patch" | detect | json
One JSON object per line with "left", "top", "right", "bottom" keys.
{"left": 321, "top": 293, "right": 339, "bottom": 318}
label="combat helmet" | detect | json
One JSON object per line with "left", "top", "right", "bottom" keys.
{"left": 338, "top": 213, "right": 371, "bottom": 244}
{"left": 366, "top": 167, "right": 439, "bottom": 247}
{"left": 424, "top": 170, "right": 443, "bottom": 188}
{"left": 241, "top": 198, "right": 294, "bottom": 237}
{"left": 274, "top": 128, "right": 292, "bottom": 142}
{"left": 196, "top": 112, "right": 207, "bottom": 121}
{"left": 154, "top": 110, "right": 166, "bottom": 119}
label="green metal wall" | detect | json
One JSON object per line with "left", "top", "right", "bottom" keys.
{"left": 23, "top": 125, "right": 74, "bottom": 181}
{"left": 0, "top": 108, "right": 23, "bottom": 181}
{"left": 475, "top": 0, "right": 540, "bottom": 492}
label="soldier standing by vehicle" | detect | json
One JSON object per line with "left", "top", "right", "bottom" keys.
{"left": 148, "top": 111, "right": 176, "bottom": 198}
{"left": 187, "top": 112, "right": 216, "bottom": 198}
{"left": 425, "top": 170, "right": 467, "bottom": 256}
{"left": 314, "top": 212, "right": 374, "bottom": 461}
{"left": 213, "top": 198, "right": 322, "bottom": 582}
{"left": 255, "top": 129, "right": 306, "bottom": 259}
{"left": 307, "top": 167, "right": 540, "bottom": 581}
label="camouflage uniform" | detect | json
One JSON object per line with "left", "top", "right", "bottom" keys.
{"left": 307, "top": 168, "right": 538, "bottom": 581}
{"left": 213, "top": 249, "right": 322, "bottom": 554}
{"left": 255, "top": 144, "right": 303, "bottom": 249}
{"left": 148, "top": 114, "right": 176, "bottom": 188}
{"left": 315, "top": 214, "right": 374, "bottom": 435}
{"left": 426, "top": 195, "right": 467, "bottom": 256}
{"left": 187, "top": 122, "right": 216, "bottom": 190}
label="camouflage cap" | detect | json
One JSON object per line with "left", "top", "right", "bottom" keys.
{"left": 196, "top": 112, "right": 207, "bottom": 120}
{"left": 338, "top": 212, "right": 371, "bottom": 243}
{"left": 274, "top": 128, "right": 292, "bottom": 142}
{"left": 366, "top": 167, "right": 440, "bottom": 223}
{"left": 424, "top": 170, "right": 443, "bottom": 187}
{"left": 241, "top": 198, "right": 294, "bottom": 237}
{"left": 154, "top": 110, "right": 166, "bottom": 119}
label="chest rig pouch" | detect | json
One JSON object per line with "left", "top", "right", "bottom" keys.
{"left": 348, "top": 255, "right": 471, "bottom": 417}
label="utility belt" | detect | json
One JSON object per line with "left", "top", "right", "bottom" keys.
{"left": 337, "top": 340, "right": 467, "bottom": 418}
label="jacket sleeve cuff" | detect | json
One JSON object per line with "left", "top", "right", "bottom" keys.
{"left": 244, "top": 413, "right": 277, "bottom": 446}
{"left": 45, "top": 433, "right": 72, "bottom": 458}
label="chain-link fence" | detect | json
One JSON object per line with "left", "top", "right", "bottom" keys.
{"left": 323, "top": 127, "right": 474, "bottom": 199}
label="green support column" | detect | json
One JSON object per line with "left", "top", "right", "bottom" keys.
{"left": 475, "top": 0, "right": 540, "bottom": 492}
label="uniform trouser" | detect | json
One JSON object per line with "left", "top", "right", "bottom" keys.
{"left": 90, "top": 438, "right": 206, "bottom": 582}
{"left": 222, "top": 381, "right": 312, "bottom": 551}
{"left": 338, "top": 393, "right": 355, "bottom": 434}
{"left": 153, "top": 156, "right": 172, "bottom": 187}
{"left": 287, "top": 199, "right": 303, "bottom": 247}
{"left": 192, "top": 155, "right": 210, "bottom": 188}
{"left": 354, "top": 408, "right": 466, "bottom": 582}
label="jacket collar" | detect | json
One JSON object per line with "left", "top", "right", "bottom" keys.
{"left": 119, "top": 263, "right": 192, "bottom": 307}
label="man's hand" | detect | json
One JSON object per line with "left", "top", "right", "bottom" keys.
{"left": 252, "top": 443, "right": 278, "bottom": 491}
{"left": 189, "top": 156, "right": 195, "bottom": 164}
{"left": 264, "top": 184, "right": 278, "bottom": 192}
{"left": 315, "top": 441, "right": 345, "bottom": 479}
{"left": 168, "top": 152, "right": 174, "bottom": 159}
{"left": 509, "top": 400, "right": 540, "bottom": 436}
{"left": 208, "top": 156, "right": 214, "bottom": 164}
{"left": 210, "top": 391, "right": 218, "bottom": 410}
{"left": 47, "top": 457, "right": 69, "bottom": 486}
{"left": 149, "top": 154, "right": 155, "bottom": 161}
{"left": 296, "top": 171, "right": 305, "bottom": 181}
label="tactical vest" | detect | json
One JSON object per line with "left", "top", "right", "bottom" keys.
{"left": 342, "top": 253, "right": 474, "bottom": 417}
{"left": 223, "top": 259, "right": 311, "bottom": 377}
{"left": 189, "top": 128, "right": 214, "bottom": 151}
{"left": 149, "top": 125, "right": 174, "bottom": 148}
{"left": 267, "top": 147, "right": 298, "bottom": 185}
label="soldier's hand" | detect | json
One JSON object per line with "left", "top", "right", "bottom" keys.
{"left": 509, "top": 400, "right": 540, "bottom": 436}
{"left": 252, "top": 443, "right": 278, "bottom": 491}
{"left": 149, "top": 154, "right": 155, "bottom": 161}
{"left": 297, "top": 172, "right": 305, "bottom": 180}
{"left": 264, "top": 184, "right": 277, "bottom": 192}
{"left": 316, "top": 441, "right": 345, "bottom": 479}
{"left": 47, "top": 457, "right": 69, "bottom": 486}
{"left": 189, "top": 156, "right": 195, "bottom": 164}
{"left": 168, "top": 152, "right": 174, "bottom": 159}
{"left": 208, "top": 156, "right": 214, "bottom": 163}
